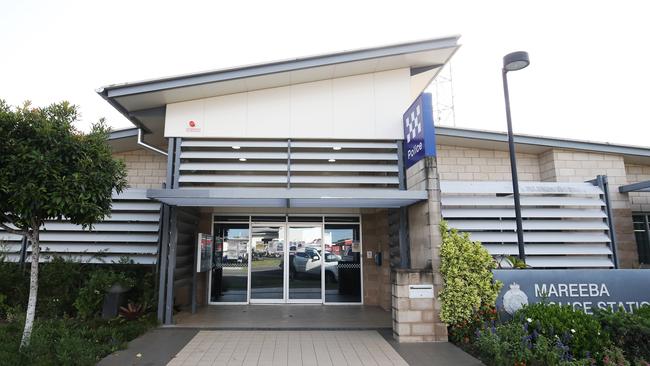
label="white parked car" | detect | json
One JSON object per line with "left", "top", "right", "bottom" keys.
{"left": 291, "top": 247, "right": 340, "bottom": 282}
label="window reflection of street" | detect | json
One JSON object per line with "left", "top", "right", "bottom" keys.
{"left": 211, "top": 224, "right": 249, "bottom": 303}
{"left": 324, "top": 225, "right": 362, "bottom": 303}
{"left": 250, "top": 226, "right": 284, "bottom": 300}
{"left": 210, "top": 217, "right": 363, "bottom": 304}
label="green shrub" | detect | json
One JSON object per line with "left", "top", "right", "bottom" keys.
{"left": 74, "top": 270, "right": 136, "bottom": 319}
{"left": 515, "top": 303, "right": 609, "bottom": 360}
{"left": 439, "top": 221, "right": 502, "bottom": 326}
{"left": 474, "top": 321, "right": 576, "bottom": 366}
{"left": 1, "top": 253, "right": 156, "bottom": 321}
{"left": 0, "top": 252, "right": 29, "bottom": 316}
{"left": 38, "top": 256, "right": 84, "bottom": 318}
{"left": 594, "top": 307, "right": 650, "bottom": 362}
{"left": 0, "top": 315, "right": 157, "bottom": 365}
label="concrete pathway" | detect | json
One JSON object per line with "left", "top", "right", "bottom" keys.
{"left": 167, "top": 330, "right": 409, "bottom": 366}
{"left": 98, "top": 328, "right": 483, "bottom": 366}
{"left": 98, "top": 328, "right": 198, "bottom": 366}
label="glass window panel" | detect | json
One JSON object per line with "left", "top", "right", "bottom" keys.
{"left": 324, "top": 224, "right": 361, "bottom": 303}
{"left": 288, "top": 226, "right": 323, "bottom": 300}
{"left": 211, "top": 223, "right": 249, "bottom": 302}
{"left": 250, "top": 226, "right": 285, "bottom": 300}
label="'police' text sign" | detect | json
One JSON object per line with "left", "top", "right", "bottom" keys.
{"left": 493, "top": 269, "right": 650, "bottom": 316}
{"left": 403, "top": 93, "right": 436, "bottom": 168}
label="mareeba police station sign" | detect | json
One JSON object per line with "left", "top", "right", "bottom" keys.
{"left": 493, "top": 269, "right": 650, "bottom": 316}
{"left": 403, "top": 93, "right": 436, "bottom": 168}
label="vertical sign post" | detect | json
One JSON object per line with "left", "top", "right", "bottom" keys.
{"left": 403, "top": 93, "right": 436, "bottom": 168}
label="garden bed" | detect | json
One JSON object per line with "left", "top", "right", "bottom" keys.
{"left": 449, "top": 303, "right": 650, "bottom": 366}
{"left": 0, "top": 315, "right": 157, "bottom": 366}
{"left": 0, "top": 255, "right": 159, "bottom": 366}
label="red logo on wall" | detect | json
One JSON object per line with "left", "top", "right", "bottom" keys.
{"left": 185, "top": 120, "right": 201, "bottom": 133}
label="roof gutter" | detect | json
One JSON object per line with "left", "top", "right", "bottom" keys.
{"left": 101, "top": 35, "right": 461, "bottom": 98}
{"left": 96, "top": 87, "right": 152, "bottom": 133}
{"left": 137, "top": 128, "right": 167, "bottom": 156}
{"left": 436, "top": 126, "right": 650, "bottom": 158}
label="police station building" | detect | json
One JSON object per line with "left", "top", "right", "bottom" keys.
{"left": 4, "top": 36, "right": 650, "bottom": 342}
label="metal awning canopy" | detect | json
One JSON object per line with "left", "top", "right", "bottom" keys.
{"left": 619, "top": 180, "right": 650, "bottom": 193}
{"left": 146, "top": 188, "right": 427, "bottom": 208}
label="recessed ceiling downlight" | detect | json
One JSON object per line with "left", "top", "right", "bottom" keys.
{"left": 232, "top": 146, "right": 241, "bottom": 149}
{"left": 239, "top": 158, "right": 247, "bottom": 162}
{"left": 332, "top": 146, "right": 342, "bottom": 151}
{"left": 328, "top": 159, "right": 336, "bottom": 163}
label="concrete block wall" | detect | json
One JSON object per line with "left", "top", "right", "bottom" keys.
{"left": 112, "top": 148, "right": 167, "bottom": 189}
{"left": 361, "top": 209, "right": 392, "bottom": 310}
{"left": 539, "top": 150, "right": 557, "bottom": 181}
{"left": 436, "top": 144, "right": 542, "bottom": 181}
{"left": 625, "top": 163, "right": 650, "bottom": 212}
{"left": 397, "top": 156, "right": 447, "bottom": 342}
{"left": 392, "top": 270, "right": 446, "bottom": 342}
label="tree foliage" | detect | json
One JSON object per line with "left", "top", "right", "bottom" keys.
{"left": 0, "top": 99, "right": 128, "bottom": 347}
{"left": 0, "top": 100, "right": 127, "bottom": 231}
{"left": 439, "top": 221, "right": 502, "bottom": 325}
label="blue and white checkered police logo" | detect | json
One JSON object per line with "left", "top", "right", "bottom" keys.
{"left": 503, "top": 283, "right": 529, "bottom": 315}
{"left": 404, "top": 104, "right": 422, "bottom": 143}
{"left": 402, "top": 93, "right": 435, "bottom": 168}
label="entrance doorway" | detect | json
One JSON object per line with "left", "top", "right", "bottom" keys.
{"left": 250, "top": 224, "right": 323, "bottom": 303}
{"left": 209, "top": 215, "right": 362, "bottom": 304}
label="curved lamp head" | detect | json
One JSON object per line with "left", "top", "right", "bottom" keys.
{"left": 503, "top": 51, "right": 530, "bottom": 72}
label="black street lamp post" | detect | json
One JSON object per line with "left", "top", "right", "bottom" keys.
{"left": 502, "top": 51, "right": 530, "bottom": 263}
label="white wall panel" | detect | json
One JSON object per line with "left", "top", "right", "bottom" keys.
{"left": 164, "top": 69, "right": 411, "bottom": 140}
{"left": 290, "top": 79, "right": 333, "bottom": 137}
{"left": 203, "top": 93, "right": 248, "bottom": 137}
{"left": 247, "top": 86, "right": 292, "bottom": 138}
{"left": 165, "top": 99, "right": 205, "bottom": 137}
{"left": 332, "top": 73, "right": 375, "bottom": 139}
{"left": 375, "top": 69, "right": 410, "bottom": 138}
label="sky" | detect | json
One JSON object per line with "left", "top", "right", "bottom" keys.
{"left": 1, "top": 0, "right": 648, "bottom": 146}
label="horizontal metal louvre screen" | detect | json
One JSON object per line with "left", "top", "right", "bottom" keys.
{"left": 0, "top": 189, "right": 161, "bottom": 264}
{"left": 178, "top": 139, "right": 400, "bottom": 188}
{"left": 440, "top": 181, "right": 614, "bottom": 269}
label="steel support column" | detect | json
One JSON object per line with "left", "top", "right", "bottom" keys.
{"left": 595, "top": 175, "right": 619, "bottom": 268}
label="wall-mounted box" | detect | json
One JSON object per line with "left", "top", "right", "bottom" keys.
{"left": 408, "top": 284, "right": 434, "bottom": 299}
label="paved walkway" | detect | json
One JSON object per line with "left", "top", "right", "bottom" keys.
{"left": 99, "top": 328, "right": 483, "bottom": 366}
{"left": 167, "top": 330, "right": 409, "bottom": 366}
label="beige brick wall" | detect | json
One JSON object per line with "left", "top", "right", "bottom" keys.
{"left": 398, "top": 156, "right": 446, "bottom": 342}
{"left": 392, "top": 270, "right": 446, "bottom": 342}
{"left": 361, "top": 210, "right": 392, "bottom": 311}
{"left": 625, "top": 163, "right": 650, "bottom": 212}
{"left": 436, "top": 144, "right": 541, "bottom": 181}
{"left": 539, "top": 150, "right": 556, "bottom": 181}
{"left": 113, "top": 148, "right": 167, "bottom": 189}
